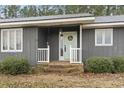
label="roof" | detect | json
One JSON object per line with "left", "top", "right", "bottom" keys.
{"left": 0, "top": 13, "right": 95, "bottom": 28}
{"left": 1, "top": 14, "right": 124, "bottom": 24}
{"left": 83, "top": 15, "right": 124, "bottom": 29}
{"left": 95, "top": 15, "right": 124, "bottom": 23}
{"left": 2, "top": 13, "right": 124, "bottom": 28}
{"left": 0, "top": 13, "right": 93, "bottom": 23}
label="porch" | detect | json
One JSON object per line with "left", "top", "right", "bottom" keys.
{"left": 37, "top": 25, "right": 83, "bottom": 63}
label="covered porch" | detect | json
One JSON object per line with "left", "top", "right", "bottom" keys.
{"left": 37, "top": 25, "right": 83, "bottom": 63}
{"left": 34, "top": 15, "right": 94, "bottom": 64}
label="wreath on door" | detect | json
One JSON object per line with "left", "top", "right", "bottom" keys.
{"left": 68, "top": 35, "right": 73, "bottom": 41}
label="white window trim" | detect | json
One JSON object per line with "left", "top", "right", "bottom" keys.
{"left": 95, "top": 28, "right": 113, "bottom": 46}
{"left": 1, "top": 28, "right": 23, "bottom": 52}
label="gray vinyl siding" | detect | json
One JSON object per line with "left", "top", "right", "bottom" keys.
{"left": 82, "top": 27, "right": 124, "bottom": 61}
{"left": 0, "top": 27, "right": 38, "bottom": 65}
{"left": 1, "top": 26, "right": 124, "bottom": 63}
{"left": 48, "top": 28, "right": 59, "bottom": 61}
{"left": 38, "top": 28, "right": 47, "bottom": 48}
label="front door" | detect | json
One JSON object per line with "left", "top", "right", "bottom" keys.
{"left": 59, "top": 32, "right": 77, "bottom": 61}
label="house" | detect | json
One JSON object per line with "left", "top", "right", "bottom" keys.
{"left": 1, "top": 13, "right": 124, "bottom": 64}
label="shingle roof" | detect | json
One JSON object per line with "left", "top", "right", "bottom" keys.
{"left": 95, "top": 15, "right": 124, "bottom": 23}
{"left": 0, "top": 13, "right": 93, "bottom": 23}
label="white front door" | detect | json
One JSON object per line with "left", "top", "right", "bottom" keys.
{"left": 59, "top": 32, "right": 77, "bottom": 61}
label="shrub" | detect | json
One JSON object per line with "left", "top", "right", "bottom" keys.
{"left": 84, "top": 57, "right": 114, "bottom": 73}
{"left": 111, "top": 57, "right": 124, "bottom": 73}
{"left": 0, "top": 56, "right": 31, "bottom": 75}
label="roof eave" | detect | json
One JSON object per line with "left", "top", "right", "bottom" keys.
{"left": 0, "top": 17, "right": 95, "bottom": 28}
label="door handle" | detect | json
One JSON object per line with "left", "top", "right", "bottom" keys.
{"left": 64, "top": 45, "right": 66, "bottom": 52}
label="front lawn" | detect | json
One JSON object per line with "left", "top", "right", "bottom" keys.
{"left": 0, "top": 73, "right": 124, "bottom": 88}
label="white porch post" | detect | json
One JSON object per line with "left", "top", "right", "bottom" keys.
{"left": 80, "top": 25, "right": 82, "bottom": 63}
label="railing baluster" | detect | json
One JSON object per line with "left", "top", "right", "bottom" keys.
{"left": 37, "top": 50, "right": 38, "bottom": 62}
{"left": 38, "top": 50, "right": 41, "bottom": 61}
{"left": 74, "top": 49, "right": 75, "bottom": 62}
{"left": 44, "top": 50, "right": 45, "bottom": 61}
{"left": 41, "top": 50, "right": 42, "bottom": 61}
{"left": 72, "top": 49, "right": 74, "bottom": 62}
{"left": 43, "top": 50, "right": 44, "bottom": 61}
{"left": 75, "top": 49, "right": 76, "bottom": 62}
{"left": 42, "top": 50, "right": 43, "bottom": 61}
{"left": 75, "top": 49, "right": 77, "bottom": 62}
{"left": 46, "top": 50, "right": 48, "bottom": 61}
{"left": 45, "top": 50, "right": 46, "bottom": 61}
{"left": 39, "top": 50, "right": 40, "bottom": 62}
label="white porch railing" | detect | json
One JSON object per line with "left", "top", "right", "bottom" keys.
{"left": 37, "top": 45, "right": 50, "bottom": 63}
{"left": 70, "top": 46, "right": 82, "bottom": 63}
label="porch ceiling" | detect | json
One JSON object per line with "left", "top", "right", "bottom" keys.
{"left": 0, "top": 17, "right": 95, "bottom": 28}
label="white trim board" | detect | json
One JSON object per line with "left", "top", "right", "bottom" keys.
{"left": 82, "top": 22, "right": 124, "bottom": 29}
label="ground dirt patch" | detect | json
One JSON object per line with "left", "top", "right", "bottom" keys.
{"left": 0, "top": 73, "right": 124, "bottom": 88}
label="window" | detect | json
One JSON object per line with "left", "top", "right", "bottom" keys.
{"left": 1, "top": 28, "right": 23, "bottom": 52}
{"left": 95, "top": 28, "right": 113, "bottom": 46}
